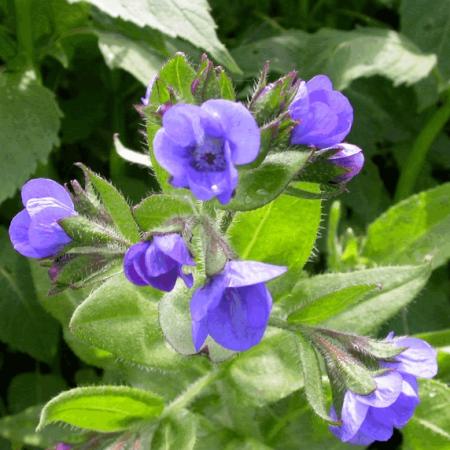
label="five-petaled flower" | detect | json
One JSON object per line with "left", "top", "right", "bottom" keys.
{"left": 289, "top": 74, "right": 353, "bottom": 149}
{"left": 153, "top": 100, "right": 260, "bottom": 204}
{"left": 9, "top": 178, "right": 76, "bottom": 258}
{"left": 329, "top": 333, "right": 437, "bottom": 446}
{"left": 124, "top": 233, "right": 195, "bottom": 292}
{"left": 190, "top": 260, "right": 287, "bottom": 352}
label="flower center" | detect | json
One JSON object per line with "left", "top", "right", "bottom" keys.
{"left": 190, "top": 137, "right": 226, "bottom": 172}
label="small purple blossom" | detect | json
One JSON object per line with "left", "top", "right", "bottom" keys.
{"left": 153, "top": 100, "right": 260, "bottom": 204}
{"left": 325, "top": 143, "right": 364, "bottom": 183}
{"left": 289, "top": 75, "right": 353, "bottom": 148}
{"left": 124, "top": 233, "right": 195, "bottom": 292}
{"left": 329, "top": 334, "right": 437, "bottom": 446}
{"left": 9, "top": 178, "right": 76, "bottom": 258}
{"left": 190, "top": 261, "right": 287, "bottom": 352}
{"left": 55, "top": 444, "right": 71, "bottom": 450}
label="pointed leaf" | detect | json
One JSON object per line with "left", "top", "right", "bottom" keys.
{"left": 38, "top": 386, "right": 164, "bottom": 432}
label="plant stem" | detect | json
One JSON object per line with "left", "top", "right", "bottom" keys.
{"left": 163, "top": 369, "right": 221, "bottom": 417}
{"left": 395, "top": 88, "right": 450, "bottom": 202}
{"left": 326, "top": 200, "right": 342, "bottom": 271}
{"left": 14, "top": 0, "right": 35, "bottom": 74}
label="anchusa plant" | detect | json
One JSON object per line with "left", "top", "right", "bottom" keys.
{"left": 9, "top": 54, "right": 437, "bottom": 448}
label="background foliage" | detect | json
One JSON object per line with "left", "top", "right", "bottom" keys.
{"left": 0, "top": 0, "right": 449, "bottom": 449}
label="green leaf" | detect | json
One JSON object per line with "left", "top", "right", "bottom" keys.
{"left": 296, "top": 333, "right": 333, "bottom": 422}
{"left": 0, "top": 405, "right": 84, "bottom": 448}
{"left": 402, "top": 379, "right": 450, "bottom": 450}
{"left": 223, "top": 152, "right": 311, "bottom": 211}
{"left": 276, "top": 265, "right": 431, "bottom": 334}
{"left": 233, "top": 28, "right": 436, "bottom": 90}
{"left": 401, "top": 0, "right": 450, "bottom": 82}
{"left": 229, "top": 183, "right": 321, "bottom": 270}
{"left": 68, "top": 0, "right": 239, "bottom": 72}
{"left": 226, "top": 328, "right": 303, "bottom": 406}
{"left": 0, "top": 229, "right": 59, "bottom": 363}
{"left": 96, "top": 30, "right": 165, "bottom": 85}
{"left": 7, "top": 373, "right": 67, "bottom": 414}
{"left": 151, "top": 409, "right": 197, "bottom": 450}
{"left": 70, "top": 273, "right": 187, "bottom": 370}
{"left": 85, "top": 167, "right": 140, "bottom": 243}
{"left": 363, "top": 183, "right": 450, "bottom": 269}
{"left": 133, "top": 194, "right": 193, "bottom": 232}
{"left": 287, "top": 284, "right": 376, "bottom": 325}
{"left": 0, "top": 73, "right": 61, "bottom": 203}
{"left": 38, "top": 386, "right": 164, "bottom": 432}
{"left": 158, "top": 53, "right": 196, "bottom": 102}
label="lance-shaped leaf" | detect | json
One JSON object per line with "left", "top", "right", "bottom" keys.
{"left": 38, "top": 386, "right": 164, "bottom": 432}
{"left": 275, "top": 264, "right": 431, "bottom": 334}
{"left": 287, "top": 284, "right": 377, "bottom": 325}
{"left": 296, "top": 333, "right": 335, "bottom": 423}
{"left": 79, "top": 165, "right": 140, "bottom": 243}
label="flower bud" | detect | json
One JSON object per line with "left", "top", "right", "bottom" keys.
{"left": 326, "top": 143, "right": 364, "bottom": 183}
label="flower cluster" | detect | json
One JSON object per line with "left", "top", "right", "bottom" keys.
{"left": 329, "top": 333, "right": 437, "bottom": 445}
{"left": 7, "top": 56, "right": 437, "bottom": 449}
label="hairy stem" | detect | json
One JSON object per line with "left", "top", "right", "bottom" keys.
{"left": 395, "top": 88, "right": 450, "bottom": 202}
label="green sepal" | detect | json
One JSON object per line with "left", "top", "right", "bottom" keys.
{"left": 250, "top": 71, "right": 299, "bottom": 125}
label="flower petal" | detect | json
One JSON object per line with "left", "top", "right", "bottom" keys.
{"left": 386, "top": 374, "right": 419, "bottom": 428}
{"left": 206, "top": 283, "right": 272, "bottom": 351}
{"left": 348, "top": 408, "right": 394, "bottom": 445}
{"left": 355, "top": 371, "right": 402, "bottom": 408}
{"left": 190, "top": 274, "right": 227, "bottom": 322}
{"left": 339, "top": 391, "right": 370, "bottom": 442}
{"left": 9, "top": 209, "right": 47, "bottom": 258}
{"left": 147, "top": 266, "right": 179, "bottom": 292}
{"left": 162, "top": 104, "right": 205, "bottom": 147}
{"left": 153, "top": 129, "right": 190, "bottom": 183}
{"left": 21, "top": 178, "right": 74, "bottom": 209}
{"left": 124, "top": 242, "right": 149, "bottom": 286}
{"left": 192, "top": 318, "right": 208, "bottom": 352}
{"left": 306, "top": 74, "right": 333, "bottom": 92}
{"left": 28, "top": 206, "right": 72, "bottom": 252}
{"left": 202, "top": 99, "right": 260, "bottom": 165}
{"left": 153, "top": 233, "right": 195, "bottom": 266}
{"left": 225, "top": 260, "right": 287, "bottom": 288}
{"left": 144, "top": 243, "right": 178, "bottom": 277}
{"left": 388, "top": 337, "right": 438, "bottom": 379}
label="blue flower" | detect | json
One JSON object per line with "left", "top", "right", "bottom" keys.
{"left": 190, "top": 261, "right": 287, "bottom": 352}
{"left": 289, "top": 75, "right": 353, "bottom": 148}
{"left": 124, "top": 233, "right": 195, "bottom": 292}
{"left": 153, "top": 100, "right": 260, "bottom": 204}
{"left": 321, "top": 143, "right": 365, "bottom": 183}
{"left": 9, "top": 178, "right": 76, "bottom": 258}
{"left": 329, "top": 334, "right": 437, "bottom": 446}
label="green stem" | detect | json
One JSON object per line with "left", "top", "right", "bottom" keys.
{"left": 326, "top": 201, "right": 342, "bottom": 271}
{"left": 219, "top": 210, "right": 235, "bottom": 234}
{"left": 14, "top": 0, "right": 35, "bottom": 73}
{"left": 395, "top": 89, "right": 450, "bottom": 202}
{"left": 162, "top": 370, "right": 221, "bottom": 417}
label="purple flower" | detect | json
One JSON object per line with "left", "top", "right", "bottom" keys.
{"left": 325, "top": 143, "right": 364, "bottom": 183}
{"left": 190, "top": 261, "right": 287, "bottom": 352}
{"left": 289, "top": 75, "right": 353, "bottom": 148}
{"left": 329, "top": 334, "right": 437, "bottom": 446}
{"left": 124, "top": 233, "right": 195, "bottom": 292}
{"left": 153, "top": 100, "right": 260, "bottom": 204}
{"left": 9, "top": 178, "right": 76, "bottom": 258}
{"left": 55, "top": 444, "right": 71, "bottom": 450}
